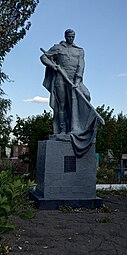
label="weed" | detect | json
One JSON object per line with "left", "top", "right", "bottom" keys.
{"left": 59, "top": 205, "right": 89, "bottom": 213}
{"left": 97, "top": 188, "right": 127, "bottom": 198}
{"left": 95, "top": 216, "right": 112, "bottom": 223}
{"left": 96, "top": 204, "right": 111, "bottom": 213}
{"left": 59, "top": 205, "right": 74, "bottom": 213}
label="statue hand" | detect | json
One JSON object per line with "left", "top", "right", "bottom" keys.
{"left": 73, "top": 82, "right": 80, "bottom": 89}
{"left": 51, "top": 64, "right": 59, "bottom": 71}
{"left": 74, "top": 77, "right": 81, "bottom": 88}
{"left": 72, "top": 84, "right": 78, "bottom": 89}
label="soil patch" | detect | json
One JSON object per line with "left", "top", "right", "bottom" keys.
{"left": 6, "top": 195, "right": 127, "bottom": 255}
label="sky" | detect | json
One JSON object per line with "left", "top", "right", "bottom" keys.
{"left": 3, "top": 0, "right": 127, "bottom": 126}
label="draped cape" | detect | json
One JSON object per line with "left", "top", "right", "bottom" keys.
{"left": 43, "top": 67, "right": 98, "bottom": 157}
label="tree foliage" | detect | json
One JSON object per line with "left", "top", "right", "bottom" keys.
{"left": 112, "top": 113, "right": 127, "bottom": 160}
{"left": 0, "top": 0, "right": 39, "bottom": 59}
{"left": 0, "top": 0, "right": 39, "bottom": 83}
{"left": 0, "top": 0, "right": 39, "bottom": 156}
{"left": 96, "top": 104, "right": 127, "bottom": 161}
{"left": 96, "top": 104, "right": 116, "bottom": 154}
{"left": 13, "top": 111, "right": 53, "bottom": 177}
{"left": 0, "top": 89, "right": 12, "bottom": 157}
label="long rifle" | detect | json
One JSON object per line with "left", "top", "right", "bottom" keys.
{"left": 40, "top": 48, "right": 105, "bottom": 125}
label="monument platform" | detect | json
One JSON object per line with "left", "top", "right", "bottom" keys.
{"left": 30, "top": 138, "right": 102, "bottom": 209}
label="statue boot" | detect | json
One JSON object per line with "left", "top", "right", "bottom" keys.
{"left": 58, "top": 111, "right": 66, "bottom": 134}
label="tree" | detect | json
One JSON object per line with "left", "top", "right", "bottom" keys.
{"left": 96, "top": 105, "right": 127, "bottom": 163}
{"left": 111, "top": 112, "right": 127, "bottom": 160}
{"left": 0, "top": 0, "right": 39, "bottom": 83}
{"left": 0, "top": 0, "right": 39, "bottom": 155}
{"left": 13, "top": 111, "right": 53, "bottom": 177}
{"left": 0, "top": 89, "right": 12, "bottom": 157}
{"left": 96, "top": 104, "right": 116, "bottom": 154}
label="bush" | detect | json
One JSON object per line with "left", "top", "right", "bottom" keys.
{"left": 0, "top": 169, "right": 36, "bottom": 248}
{"left": 96, "top": 167, "right": 117, "bottom": 184}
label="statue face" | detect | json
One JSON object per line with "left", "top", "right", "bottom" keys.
{"left": 65, "top": 33, "right": 75, "bottom": 45}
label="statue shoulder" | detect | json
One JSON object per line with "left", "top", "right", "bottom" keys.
{"left": 49, "top": 43, "right": 61, "bottom": 50}
{"left": 45, "top": 43, "right": 61, "bottom": 55}
{"left": 75, "top": 46, "right": 84, "bottom": 57}
{"left": 75, "top": 46, "right": 84, "bottom": 53}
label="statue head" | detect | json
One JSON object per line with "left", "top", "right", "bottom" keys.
{"left": 64, "top": 29, "right": 75, "bottom": 45}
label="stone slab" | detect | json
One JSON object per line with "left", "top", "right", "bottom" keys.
{"left": 30, "top": 190, "right": 103, "bottom": 209}
{"left": 30, "top": 139, "right": 102, "bottom": 209}
{"left": 36, "top": 140, "right": 96, "bottom": 199}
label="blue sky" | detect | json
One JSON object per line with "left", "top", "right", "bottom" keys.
{"left": 3, "top": 0, "right": 127, "bottom": 126}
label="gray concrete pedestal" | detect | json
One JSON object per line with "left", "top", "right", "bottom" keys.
{"left": 30, "top": 139, "right": 102, "bottom": 209}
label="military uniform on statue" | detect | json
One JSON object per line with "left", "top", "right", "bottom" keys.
{"left": 30, "top": 29, "right": 104, "bottom": 209}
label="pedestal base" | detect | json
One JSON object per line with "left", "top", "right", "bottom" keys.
{"left": 30, "top": 190, "right": 103, "bottom": 209}
{"left": 30, "top": 139, "right": 102, "bottom": 209}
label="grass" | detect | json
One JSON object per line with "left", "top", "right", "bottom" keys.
{"left": 95, "top": 216, "right": 112, "bottom": 223}
{"left": 97, "top": 188, "right": 127, "bottom": 198}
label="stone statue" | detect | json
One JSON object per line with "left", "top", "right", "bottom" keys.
{"left": 40, "top": 29, "right": 104, "bottom": 157}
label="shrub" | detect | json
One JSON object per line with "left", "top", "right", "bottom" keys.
{"left": 96, "top": 167, "right": 117, "bottom": 184}
{"left": 0, "top": 169, "right": 36, "bottom": 249}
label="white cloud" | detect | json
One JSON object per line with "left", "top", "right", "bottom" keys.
{"left": 24, "top": 96, "right": 49, "bottom": 103}
{"left": 113, "top": 73, "right": 127, "bottom": 78}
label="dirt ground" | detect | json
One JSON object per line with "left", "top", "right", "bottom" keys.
{"left": 6, "top": 194, "right": 127, "bottom": 255}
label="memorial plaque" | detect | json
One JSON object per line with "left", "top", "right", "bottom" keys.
{"left": 64, "top": 156, "right": 76, "bottom": 173}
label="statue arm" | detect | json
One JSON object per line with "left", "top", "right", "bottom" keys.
{"left": 40, "top": 45, "right": 59, "bottom": 71}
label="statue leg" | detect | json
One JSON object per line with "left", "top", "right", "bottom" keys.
{"left": 55, "top": 75, "right": 66, "bottom": 134}
{"left": 58, "top": 111, "right": 66, "bottom": 134}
